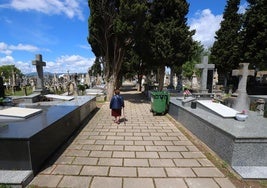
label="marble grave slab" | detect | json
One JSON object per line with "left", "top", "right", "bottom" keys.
{"left": 0, "top": 107, "right": 42, "bottom": 118}
{"left": 197, "top": 100, "right": 240, "bottom": 118}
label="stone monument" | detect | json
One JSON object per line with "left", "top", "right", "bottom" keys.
{"left": 232, "top": 63, "right": 255, "bottom": 112}
{"left": 191, "top": 71, "right": 199, "bottom": 91}
{"left": 32, "top": 54, "right": 46, "bottom": 94}
{"left": 195, "top": 56, "right": 215, "bottom": 93}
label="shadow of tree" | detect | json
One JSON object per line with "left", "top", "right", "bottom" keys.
{"left": 120, "top": 87, "right": 150, "bottom": 104}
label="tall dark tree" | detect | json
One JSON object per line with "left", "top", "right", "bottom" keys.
{"left": 210, "top": 0, "right": 242, "bottom": 86}
{"left": 145, "top": 0, "right": 195, "bottom": 90}
{"left": 239, "top": 0, "right": 267, "bottom": 70}
{"left": 88, "top": 0, "right": 146, "bottom": 100}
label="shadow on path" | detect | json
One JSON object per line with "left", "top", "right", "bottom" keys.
{"left": 120, "top": 86, "right": 150, "bottom": 104}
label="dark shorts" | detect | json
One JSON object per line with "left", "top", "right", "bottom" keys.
{"left": 111, "top": 109, "right": 121, "bottom": 117}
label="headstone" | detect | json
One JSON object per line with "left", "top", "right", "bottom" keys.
{"left": 11, "top": 67, "right": 16, "bottom": 94}
{"left": 176, "top": 75, "right": 183, "bottom": 92}
{"left": 213, "top": 69, "right": 219, "bottom": 88}
{"left": 85, "top": 72, "right": 90, "bottom": 86}
{"left": 256, "top": 71, "right": 267, "bottom": 83}
{"left": 32, "top": 54, "right": 46, "bottom": 94}
{"left": 191, "top": 72, "right": 199, "bottom": 91}
{"left": 67, "top": 70, "right": 70, "bottom": 82}
{"left": 232, "top": 63, "right": 255, "bottom": 112}
{"left": 68, "top": 83, "right": 75, "bottom": 95}
{"left": 195, "top": 56, "right": 215, "bottom": 93}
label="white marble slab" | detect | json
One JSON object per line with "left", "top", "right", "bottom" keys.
{"left": 0, "top": 170, "right": 33, "bottom": 184}
{"left": 233, "top": 166, "right": 267, "bottom": 179}
{"left": 45, "top": 94, "right": 74, "bottom": 101}
{"left": 197, "top": 100, "right": 239, "bottom": 118}
{"left": 0, "top": 107, "right": 42, "bottom": 118}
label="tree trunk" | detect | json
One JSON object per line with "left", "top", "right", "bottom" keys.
{"left": 169, "top": 67, "right": 174, "bottom": 89}
{"left": 137, "top": 74, "right": 142, "bottom": 91}
{"left": 157, "top": 65, "right": 165, "bottom": 91}
{"left": 106, "top": 74, "right": 116, "bottom": 101}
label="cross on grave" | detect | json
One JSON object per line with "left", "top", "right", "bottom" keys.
{"left": 32, "top": 54, "right": 46, "bottom": 93}
{"left": 232, "top": 63, "right": 255, "bottom": 111}
{"left": 195, "top": 56, "right": 215, "bottom": 93}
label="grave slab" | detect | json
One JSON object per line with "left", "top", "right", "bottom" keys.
{"left": 197, "top": 100, "right": 240, "bottom": 118}
{"left": 0, "top": 107, "right": 42, "bottom": 118}
{"left": 168, "top": 97, "right": 267, "bottom": 179}
{"left": 0, "top": 96, "right": 96, "bottom": 186}
{"left": 0, "top": 170, "right": 33, "bottom": 186}
{"left": 45, "top": 94, "right": 74, "bottom": 101}
{"left": 232, "top": 166, "right": 267, "bottom": 179}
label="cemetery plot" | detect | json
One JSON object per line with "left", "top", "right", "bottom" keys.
{"left": 44, "top": 94, "right": 74, "bottom": 101}
{"left": 197, "top": 100, "right": 239, "bottom": 118}
{"left": 0, "top": 107, "right": 42, "bottom": 118}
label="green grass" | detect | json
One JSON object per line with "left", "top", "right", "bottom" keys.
{"left": 0, "top": 184, "right": 12, "bottom": 188}
{"left": 4, "top": 87, "right": 33, "bottom": 96}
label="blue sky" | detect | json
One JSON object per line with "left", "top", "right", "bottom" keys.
{"left": 0, "top": 0, "right": 247, "bottom": 74}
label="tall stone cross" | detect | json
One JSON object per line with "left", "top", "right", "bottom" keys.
{"left": 195, "top": 56, "right": 215, "bottom": 93}
{"left": 232, "top": 63, "right": 255, "bottom": 111}
{"left": 32, "top": 54, "right": 46, "bottom": 93}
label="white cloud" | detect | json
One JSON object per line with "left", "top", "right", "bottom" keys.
{"left": 8, "top": 0, "right": 84, "bottom": 20}
{"left": 189, "top": 9, "right": 223, "bottom": 48}
{"left": 0, "top": 55, "right": 35, "bottom": 73}
{"left": 0, "top": 54, "right": 95, "bottom": 74}
{"left": 40, "top": 55, "right": 95, "bottom": 74}
{"left": 16, "top": 60, "right": 35, "bottom": 73}
{"left": 0, "top": 42, "right": 39, "bottom": 55}
{"left": 9, "top": 43, "right": 39, "bottom": 52}
{"left": 0, "top": 55, "right": 15, "bottom": 64}
{"left": 0, "top": 42, "right": 12, "bottom": 55}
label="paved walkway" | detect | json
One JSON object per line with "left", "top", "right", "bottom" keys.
{"left": 28, "top": 90, "right": 236, "bottom": 188}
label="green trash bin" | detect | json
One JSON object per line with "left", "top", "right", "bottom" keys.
{"left": 151, "top": 91, "right": 170, "bottom": 115}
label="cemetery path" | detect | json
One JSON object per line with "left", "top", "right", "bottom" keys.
{"left": 29, "top": 90, "right": 236, "bottom": 188}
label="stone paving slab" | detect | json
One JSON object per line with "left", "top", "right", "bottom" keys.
{"left": 28, "top": 90, "right": 236, "bottom": 188}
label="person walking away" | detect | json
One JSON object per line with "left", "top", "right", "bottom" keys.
{"left": 110, "top": 89, "right": 125, "bottom": 124}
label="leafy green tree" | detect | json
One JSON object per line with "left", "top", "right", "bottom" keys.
{"left": 210, "top": 0, "right": 242, "bottom": 86}
{"left": 89, "top": 57, "right": 102, "bottom": 77}
{"left": 88, "top": 0, "right": 147, "bottom": 100}
{"left": 239, "top": 0, "right": 267, "bottom": 70}
{"left": 144, "top": 0, "right": 195, "bottom": 90}
{"left": 181, "top": 41, "right": 204, "bottom": 79}
{"left": 0, "top": 65, "right": 23, "bottom": 83}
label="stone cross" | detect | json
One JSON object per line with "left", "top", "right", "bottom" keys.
{"left": 232, "top": 63, "right": 255, "bottom": 111}
{"left": 195, "top": 56, "right": 215, "bottom": 93}
{"left": 32, "top": 54, "right": 46, "bottom": 93}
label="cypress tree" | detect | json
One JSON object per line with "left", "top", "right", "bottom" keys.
{"left": 240, "top": 0, "right": 267, "bottom": 70}
{"left": 145, "top": 0, "right": 195, "bottom": 90}
{"left": 210, "top": 0, "right": 242, "bottom": 86}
